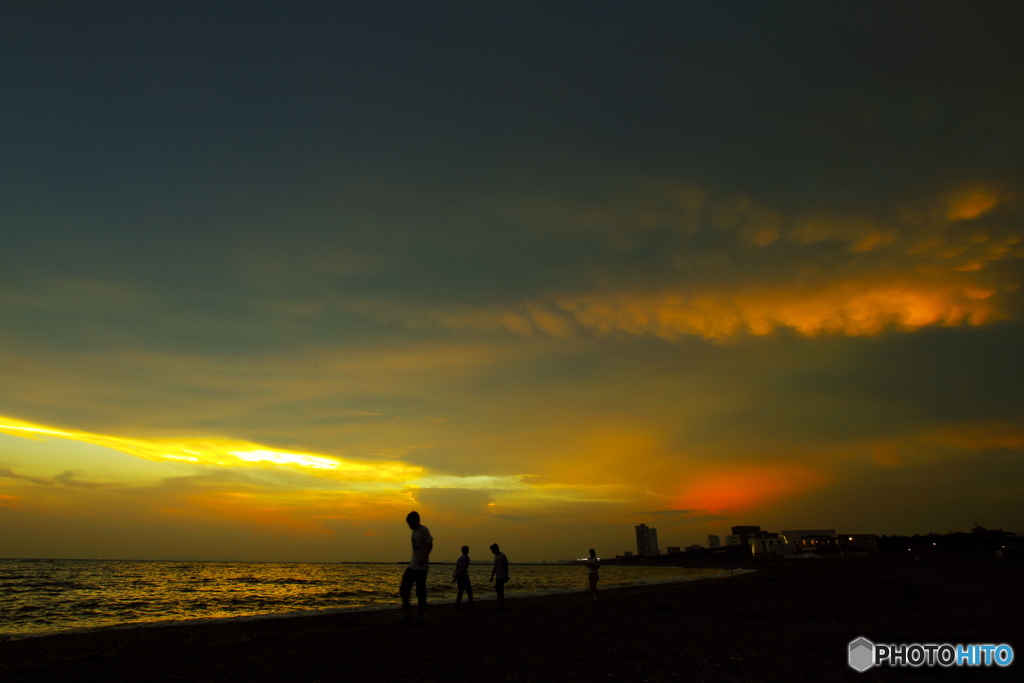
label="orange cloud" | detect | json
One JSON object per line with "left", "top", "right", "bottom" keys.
{"left": 671, "top": 466, "right": 831, "bottom": 514}
{"left": 388, "top": 272, "right": 1009, "bottom": 342}
{"left": 0, "top": 493, "right": 22, "bottom": 509}
{"left": 947, "top": 189, "right": 999, "bottom": 221}
{"left": 553, "top": 275, "right": 1005, "bottom": 340}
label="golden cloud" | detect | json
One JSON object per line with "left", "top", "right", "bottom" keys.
{"left": 562, "top": 275, "right": 1008, "bottom": 339}
{"left": 400, "top": 269, "right": 1009, "bottom": 342}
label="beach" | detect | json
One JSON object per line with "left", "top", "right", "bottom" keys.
{"left": 1, "top": 551, "right": 1020, "bottom": 682}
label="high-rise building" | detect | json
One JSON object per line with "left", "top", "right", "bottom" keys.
{"left": 708, "top": 534, "right": 721, "bottom": 548}
{"left": 635, "top": 523, "right": 660, "bottom": 556}
{"left": 635, "top": 524, "right": 650, "bottom": 556}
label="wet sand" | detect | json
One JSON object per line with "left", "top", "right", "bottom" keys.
{"left": 1, "top": 551, "right": 1020, "bottom": 681}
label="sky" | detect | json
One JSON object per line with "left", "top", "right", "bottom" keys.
{"left": 2, "top": 1, "right": 1023, "bottom": 562}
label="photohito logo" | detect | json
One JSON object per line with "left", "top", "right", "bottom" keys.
{"left": 848, "top": 637, "right": 1014, "bottom": 671}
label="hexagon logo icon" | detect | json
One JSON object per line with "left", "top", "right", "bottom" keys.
{"left": 849, "top": 637, "right": 875, "bottom": 672}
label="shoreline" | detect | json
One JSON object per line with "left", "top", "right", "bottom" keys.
{"left": 2, "top": 552, "right": 1021, "bottom": 681}
{"left": 0, "top": 567, "right": 751, "bottom": 643}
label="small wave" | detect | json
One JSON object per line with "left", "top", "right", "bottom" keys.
{"left": 318, "top": 590, "right": 360, "bottom": 598}
{"left": 45, "top": 581, "right": 100, "bottom": 591}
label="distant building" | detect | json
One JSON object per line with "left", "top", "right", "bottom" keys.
{"left": 667, "top": 546, "right": 681, "bottom": 555}
{"left": 623, "top": 551, "right": 634, "bottom": 557}
{"left": 636, "top": 524, "right": 650, "bottom": 556}
{"left": 749, "top": 532, "right": 785, "bottom": 556}
{"left": 781, "top": 529, "right": 839, "bottom": 555}
{"left": 687, "top": 544, "right": 702, "bottom": 552}
{"left": 780, "top": 529, "right": 837, "bottom": 545}
{"left": 727, "top": 526, "right": 762, "bottom": 548}
{"left": 635, "top": 523, "right": 660, "bottom": 556}
{"left": 708, "top": 534, "right": 722, "bottom": 548}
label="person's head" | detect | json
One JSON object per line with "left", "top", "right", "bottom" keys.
{"left": 461, "top": 545, "right": 469, "bottom": 555}
{"left": 589, "top": 548, "right": 596, "bottom": 557}
{"left": 406, "top": 511, "right": 420, "bottom": 530}
{"left": 489, "top": 543, "right": 500, "bottom": 555}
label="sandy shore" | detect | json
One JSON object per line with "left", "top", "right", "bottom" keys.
{"left": 1, "top": 551, "right": 1020, "bottom": 681}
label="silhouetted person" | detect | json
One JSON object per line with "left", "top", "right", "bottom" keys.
{"left": 453, "top": 545, "right": 474, "bottom": 609}
{"left": 399, "top": 511, "right": 433, "bottom": 624}
{"left": 489, "top": 543, "right": 509, "bottom": 610}
{"left": 586, "top": 548, "right": 600, "bottom": 600}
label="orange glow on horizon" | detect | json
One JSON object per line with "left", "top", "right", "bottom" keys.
{"left": 672, "top": 466, "right": 831, "bottom": 514}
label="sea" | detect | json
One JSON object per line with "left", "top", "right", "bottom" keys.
{"left": 0, "top": 559, "right": 728, "bottom": 640}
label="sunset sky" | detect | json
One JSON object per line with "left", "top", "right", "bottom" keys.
{"left": 2, "top": 2, "right": 1023, "bottom": 562}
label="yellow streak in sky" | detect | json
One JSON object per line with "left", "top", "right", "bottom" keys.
{"left": 0, "top": 416, "right": 421, "bottom": 482}
{"left": 0, "top": 423, "right": 73, "bottom": 436}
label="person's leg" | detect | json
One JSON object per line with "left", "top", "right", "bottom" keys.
{"left": 496, "top": 577, "right": 506, "bottom": 609}
{"left": 466, "top": 577, "right": 474, "bottom": 606}
{"left": 456, "top": 576, "right": 465, "bottom": 606}
{"left": 415, "top": 569, "right": 428, "bottom": 619}
{"left": 399, "top": 568, "right": 414, "bottom": 622}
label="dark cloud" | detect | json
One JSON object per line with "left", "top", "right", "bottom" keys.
{"left": 1, "top": 3, "right": 1022, "bottom": 559}
{"left": 0, "top": 466, "right": 53, "bottom": 487}
{"left": 51, "top": 471, "right": 114, "bottom": 490}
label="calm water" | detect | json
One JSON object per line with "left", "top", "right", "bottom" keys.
{"left": 0, "top": 559, "right": 726, "bottom": 639}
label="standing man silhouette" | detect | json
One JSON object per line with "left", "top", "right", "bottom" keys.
{"left": 453, "top": 545, "right": 474, "bottom": 609}
{"left": 586, "top": 548, "right": 600, "bottom": 600}
{"left": 489, "top": 543, "right": 509, "bottom": 611}
{"left": 400, "top": 511, "right": 433, "bottom": 624}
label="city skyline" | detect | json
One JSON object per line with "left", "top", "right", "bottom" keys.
{"left": 2, "top": 2, "right": 1023, "bottom": 562}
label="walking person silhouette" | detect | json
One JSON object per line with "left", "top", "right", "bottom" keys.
{"left": 489, "top": 543, "right": 509, "bottom": 611}
{"left": 586, "top": 548, "right": 600, "bottom": 600}
{"left": 399, "top": 511, "right": 432, "bottom": 624}
{"left": 453, "top": 545, "right": 474, "bottom": 609}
